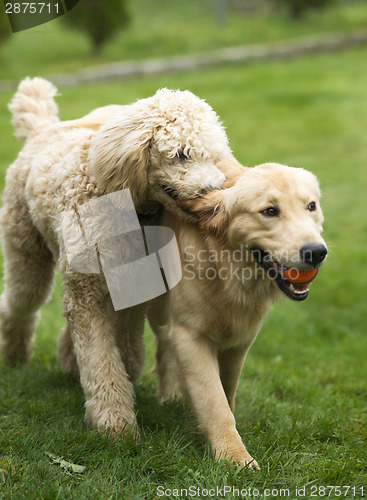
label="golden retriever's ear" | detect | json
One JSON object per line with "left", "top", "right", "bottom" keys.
{"left": 88, "top": 107, "right": 152, "bottom": 200}
{"left": 179, "top": 189, "right": 229, "bottom": 235}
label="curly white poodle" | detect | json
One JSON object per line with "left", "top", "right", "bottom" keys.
{"left": 0, "top": 77, "right": 235, "bottom": 435}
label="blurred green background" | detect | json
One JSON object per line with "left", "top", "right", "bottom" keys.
{"left": 0, "top": 1, "right": 366, "bottom": 498}
{"left": 1, "top": 0, "right": 367, "bottom": 79}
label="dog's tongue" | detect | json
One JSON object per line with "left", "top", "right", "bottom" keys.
{"left": 292, "top": 283, "right": 310, "bottom": 293}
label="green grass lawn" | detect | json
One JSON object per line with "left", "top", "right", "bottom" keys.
{"left": 1, "top": 1, "right": 367, "bottom": 80}
{"left": 0, "top": 46, "right": 367, "bottom": 498}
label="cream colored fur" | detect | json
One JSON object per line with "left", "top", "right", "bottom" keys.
{"left": 8, "top": 77, "right": 59, "bottom": 140}
{"left": 0, "top": 78, "right": 231, "bottom": 436}
{"left": 88, "top": 88, "right": 231, "bottom": 212}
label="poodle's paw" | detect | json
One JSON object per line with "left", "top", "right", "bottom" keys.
{"left": 175, "top": 167, "right": 226, "bottom": 200}
{"left": 0, "top": 297, "right": 36, "bottom": 365}
{"left": 86, "top": 403, "right": 139, "bottom": 439}
{"left": 1, "top": 344, "right": 32, "bottom": 366}
{"left": 102, "top": 421, "right": 140, "bottom": 441}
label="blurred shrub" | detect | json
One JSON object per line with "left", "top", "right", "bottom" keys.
{"left": 64, "top": 0, "right": 129, "bottom": 56}
{"left": 275, "top": 0, "right": 335, "bottom": 19}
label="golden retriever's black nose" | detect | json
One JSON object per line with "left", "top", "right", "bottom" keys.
{"left": 300, "top": 244, "right": 327, "bottom": 267}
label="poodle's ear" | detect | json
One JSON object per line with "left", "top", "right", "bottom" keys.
{"left": 88, "top": 105, "right": 153, "bottom": 200}
{"left": 179, "top": 189, "right": 229, "bottom": 235}
{"left": 216, "top": 155, "right": 247, "bottom": 188}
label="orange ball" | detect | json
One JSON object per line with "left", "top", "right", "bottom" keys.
{"left": 282, "top": 267, "right": 318, "bottom": 284}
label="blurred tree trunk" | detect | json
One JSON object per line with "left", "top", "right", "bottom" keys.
{"left": 291, "top": 3, "right": 303, "bottom": 19}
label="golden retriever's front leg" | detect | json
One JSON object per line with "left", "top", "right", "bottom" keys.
{"left": 172, "top": 324, "right": 259, "bottom": 469}
{"left": 63, "top": 279, "right": 138, "bottom": 437}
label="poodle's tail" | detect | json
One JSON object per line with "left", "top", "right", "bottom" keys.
{"left": 9, "top": 77, "right": 59, "bottom": 140}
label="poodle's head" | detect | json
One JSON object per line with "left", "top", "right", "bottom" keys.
{"left": 88, "top": 89, "right": 231, "bottom": 215}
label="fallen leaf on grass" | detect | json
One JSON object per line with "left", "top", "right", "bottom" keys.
{"left": 45, "top": 452, "right": 86, "bottom": 474}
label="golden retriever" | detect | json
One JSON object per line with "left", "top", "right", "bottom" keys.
{"left": 148, "top": 162, "right": 327, "bottom": 468}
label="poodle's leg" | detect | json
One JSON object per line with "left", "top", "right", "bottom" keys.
{"left": 63, "top": 278, "right": 137, "bottom": 435}
{"left": 57, "top": 322, "right": 79, "bottom": 379}
{"left": 0, "top": 214, "right": 55, "bottom": 365}
{"left": 148, "top": 295, "right": 183, "bottom": 401}
{"left": 107, "top": 300, "right": 146, "bottom": 384}
{"left": 57, "top": 301, "right": 147, "bottom": 383}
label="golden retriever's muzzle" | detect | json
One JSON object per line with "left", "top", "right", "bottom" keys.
{"left": 252, "top": 244, "right": 327, "bottom": 302}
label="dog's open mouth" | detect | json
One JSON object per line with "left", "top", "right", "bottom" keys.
{"left": 251, "top": 248, "right": 315, "bottom": 302}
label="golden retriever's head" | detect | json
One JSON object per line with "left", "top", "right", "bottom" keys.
{"left": 88, "top": 89, "right": 231, "bottom": 216}
{"left": 184, "top": 163, "right": 327, "bottom": 301}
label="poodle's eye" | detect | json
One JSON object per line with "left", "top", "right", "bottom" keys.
{"left": 308, "top": 201, "right": 317, "bottom": 212}
{"left": 260, "top": 207, "right": 279, "bottom": 217}
{"left": 177, "top": 150, "right": 188, "bottom": 161}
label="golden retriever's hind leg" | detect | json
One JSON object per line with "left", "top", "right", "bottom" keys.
{"left": 155, "top": 328, "right": 183, "bottom": 402}
{"left": 107, "top": 301, "right": 146, "bottom": 385}
{"left": 57, "top": 322, "right": 80, "bottom": 379}
{"left": 218, "top": 346, "right": 249, "bottom": 412}
{"left": 147, "top": 296, "right": 183, "bottom": 401}
{"left": 0, "top": 226, "right": 55, "bottom": 366}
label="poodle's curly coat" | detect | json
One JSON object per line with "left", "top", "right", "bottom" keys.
{"left": 0, "top": 78, "right": 232, "bottom": 433}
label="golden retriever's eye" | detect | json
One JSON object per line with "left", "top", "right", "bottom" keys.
{"left": 308, "top": 201, "right": 317, "bottom": 212}
{"left": 260, "top": 207, "right": 279, "bottom": 217}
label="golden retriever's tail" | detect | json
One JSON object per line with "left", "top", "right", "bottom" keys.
{"left": 9, "top": 77, "right": 59, "bottom": 140}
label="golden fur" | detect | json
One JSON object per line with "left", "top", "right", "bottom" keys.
{"left": 148, "top": 163, "right": 326, "bottom": 468}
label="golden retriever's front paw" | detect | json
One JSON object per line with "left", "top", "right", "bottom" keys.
{"left": 217, "top": 443, "right": 260, "bottom": 470}
{"left": 235, "top": 455, "right": 260, "bottom": 470}
{"left": 218, "top": 447, "right": 260, "bottom": 470}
